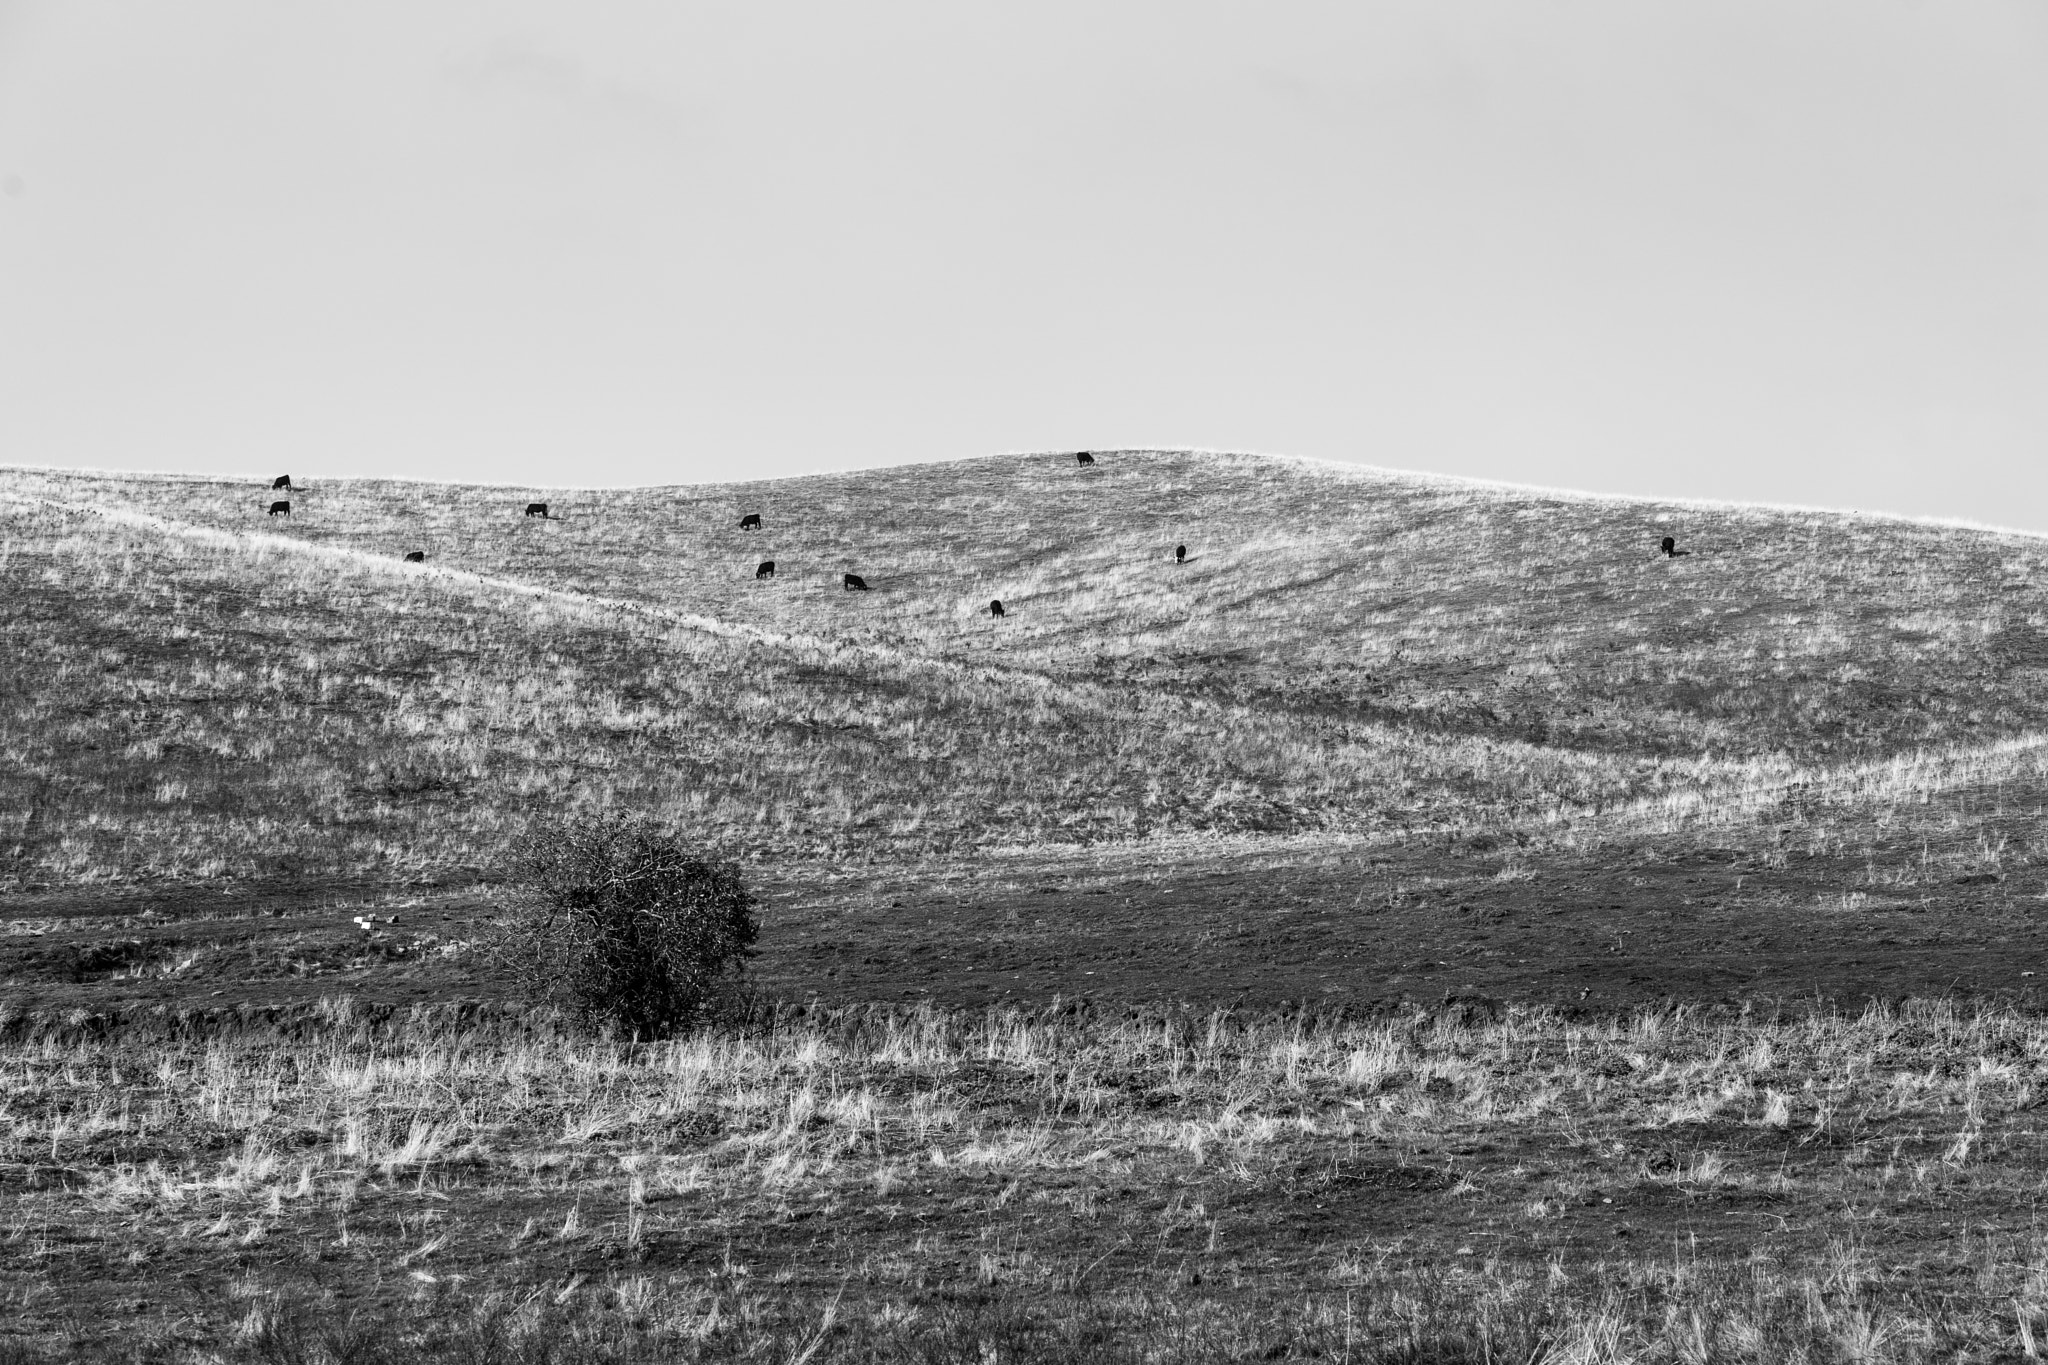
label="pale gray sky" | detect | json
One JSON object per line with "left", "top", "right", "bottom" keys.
{"left": 2, "top": 2, "right": 2043, "bottom": 526}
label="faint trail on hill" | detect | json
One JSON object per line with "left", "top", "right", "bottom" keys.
{"left": 9, "top": 491, "right": 1068, "bottom": 688}
{"left": 1593, "top": 729, "right": 2048, "bottom": 840}
{"left": 14, "top": 494, "right": 802, "bottom": 645}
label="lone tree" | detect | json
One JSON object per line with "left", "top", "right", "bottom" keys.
{"left": 502, "top": 815, "right": 757, "bottom": 1037}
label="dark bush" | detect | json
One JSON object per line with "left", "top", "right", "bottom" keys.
{"left": 500, "top": 816, "right": 757, "bottom": 1038}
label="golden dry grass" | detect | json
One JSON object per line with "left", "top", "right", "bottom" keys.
{"left": 7, "top": 451, "right": 2047, "bottom": 888}
{"left": 0, "top": 498, "right": 1681, "bottom": 885}
{"left": 15, "top": 450, "right": 2046, "bottom": 759}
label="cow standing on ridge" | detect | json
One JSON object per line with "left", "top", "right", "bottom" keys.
{"left": 272, "top": 475, "right": 292, "bottom": 491}
{"left": 525, "top": 502, "right": 549, "bottom": 518}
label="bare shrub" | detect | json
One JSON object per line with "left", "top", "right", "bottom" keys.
{"left": 499, "top": 815, "right": 757, "bottom": 1037}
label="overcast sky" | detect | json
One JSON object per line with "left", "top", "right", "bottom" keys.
{"left": 2, "top": 2, "right": 2043, "bottom": 526}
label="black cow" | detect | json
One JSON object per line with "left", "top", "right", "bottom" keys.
{"left": 267, "top": 500, "right": 291, "bottom": 517}
{"left": 990, "top": 599, "right": 1005, "bottom": 618}
{"left": 404, "top": 551, "right": 426, "bottom": 563}
{"left": 1076, "top": 451, "right": 1095, "bottom": 466}
{"left": 739, "top": 513, "right": 762, "bottom": 530}
{"left": 525, "top": 502, "right": 548, "bottom": 518}
{"left": 756, "top": 561, "right": 775, "bottom": 579}
{"left": 844, "top": 573, "right": 869, "bottom": 591}
{"left": 272, "top": 475, "right": 291, "bottom": 490}
{"left": 1175, "top": 544, "right": 1186, "bottom": 564}
{"left": 1660, "top": 536, "right": 1690, "bottom": 558}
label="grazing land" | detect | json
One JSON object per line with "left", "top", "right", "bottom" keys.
{"left": 4, "top": 450, "right": 2048, "bottom": 1359}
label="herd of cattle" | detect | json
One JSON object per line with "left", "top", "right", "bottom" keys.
{"left": 249, "top": 453, "right": 1158, "bottom": 617}
{"left": 253, "top": 452, "right": 1691, "bottom": 614}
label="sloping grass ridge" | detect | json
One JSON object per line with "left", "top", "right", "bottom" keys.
{"left": 6, "top": 451, "right": 2044, "bottom": 887}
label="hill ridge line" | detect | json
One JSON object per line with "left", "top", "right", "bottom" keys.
{"left": 12, "top": 450, "right": 2044, "bottom": 540}
{"left": 1252, "top": 452, "right": 2048, "bottom": 541}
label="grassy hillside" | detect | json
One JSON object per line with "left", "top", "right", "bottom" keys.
{"left": 16, "top": 450, "right": 2048, "bottom": 761}
{"left": 8, "top": 452, "right": 2048, "bottom": 1360}
{"left": 6, "top": 451, "right": 2047, "bottom": 891}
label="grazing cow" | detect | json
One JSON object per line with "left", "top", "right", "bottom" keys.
{"left": 739, "top": 513, "right": 762, "bottom": 530}
{"left": 1175, "top": 544, "right": 1187, "bottom": 564}
{"left": 404, "top": 551, "right": 426, "bottom": 563}
{"left": 990, "top": 599, "right": 1005, "bottom": 618}
{"left": 272, "top": 475, "right": 291, "bottom": 491}
{"left": 267, "top": 500, "right": 291, "bottom": 517}
{"left": 1660, "top": 536, "right": 1690, "bottom": 558}
{"left": 756, "top": 561, "right": 775, "bottom": 579}
{"left": 1076, "top": 451, "right": 1095, "bottom": 466}
{"left": 525, "top": 502, "right": 548, "bottom": 518}
{"left": 844, "top": 573, "right": 869, "bottom": 591}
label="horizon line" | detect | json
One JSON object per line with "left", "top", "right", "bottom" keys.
{"left": 6, "top": 447, "right": 2043, "bottom": 544}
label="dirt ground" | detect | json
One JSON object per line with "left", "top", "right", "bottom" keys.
{"left": 6, "top": 833, "right": 2045, "bottom": 1358}
{"left": 761, "top": 833, "right": 2047, "bottom": 1013}
{"left": 7, "top": 821, "right": 2044, "bottom": 1020}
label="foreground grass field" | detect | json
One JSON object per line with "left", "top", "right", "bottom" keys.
{"left": 5, "top": 998, "right": 2047, "bottom": 1361}
{"left": 5, "top": 450, "right": 2048, "bottom": 1357}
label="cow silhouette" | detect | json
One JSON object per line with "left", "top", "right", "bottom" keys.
{"left": 1660, "top": 536, "right": 1690, "bottom": 558}
{"left": 525, "top": 502, "right": 548, "bottom": 518}
{"left": 756, "top": 561, "right": 775, "bottom": 579}
{"left": 271, "top": 475, "right": 291, "bottom": 491}
{"left": 990, "top": 599, "right": 1005, "bottom": 618}
{"left": 267, "top": 500, "right": 290, "bottom": 517}
{"left": 404, "top": 551, "right": 426, "bottom": 563}
{"left": 844, "top": 573, "right": 869, "bottom": 591}
{"left": 739, "top": 513, "right": 762, "bottom": 530}
{"left": 1175, "top": 544, "right": 1187, "bottom": 564}
{"left": 1076, "top": 451, "right": 1095, "bottom": 466}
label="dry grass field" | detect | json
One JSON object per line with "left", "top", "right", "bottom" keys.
{"left": 5, "top": 449, "right": 2048, "bottom": 1359}
{"left": 6, "top": 1000, "right": 2048, "bottom": 1361}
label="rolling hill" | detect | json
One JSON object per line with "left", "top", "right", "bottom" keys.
{"left": 9, "top": 450, "right": 2048, "bottom": 1360}
{"left": 4, "top": 449, "right": 2047, "bottom": 1008}
{"left": 9, "top": 450, "right": 2047, "bottom": 875}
